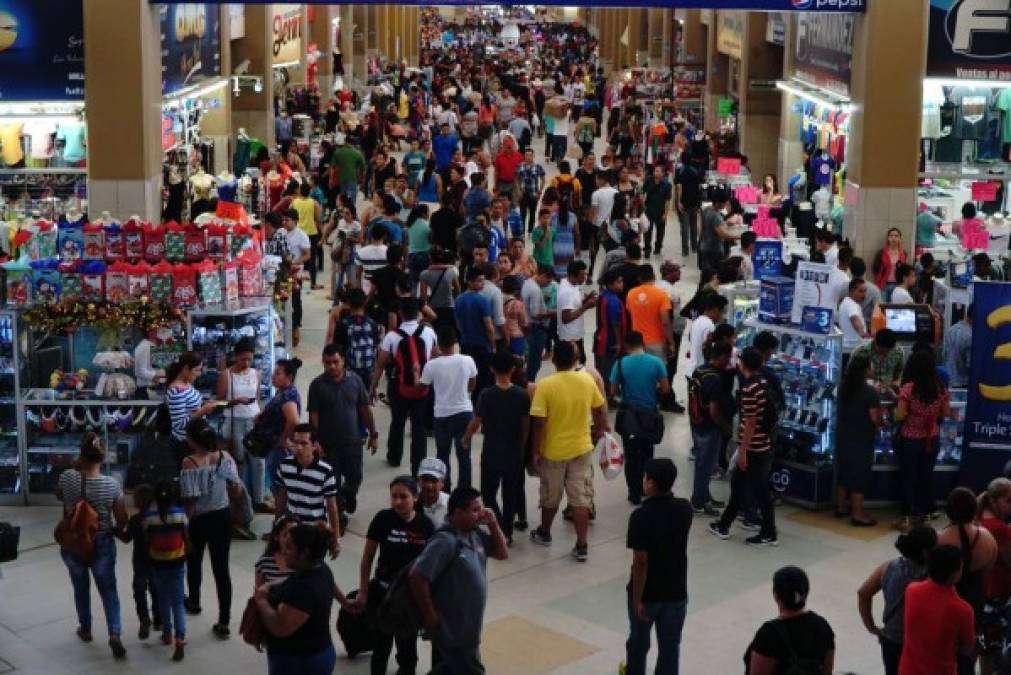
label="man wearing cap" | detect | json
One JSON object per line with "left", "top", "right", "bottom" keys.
{"left": 283, "top": 208, "right": 312, "bottom": 346}
{"left": 624, "top": 457, "right": 693, "bottom": 675}
{"left": 418, "top": 458, "right": 449, "bottom": 528}
{"left": 329, "top": 133, "right": 366, "bottom": 204}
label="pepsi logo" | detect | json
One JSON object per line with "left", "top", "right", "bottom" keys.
{"left": 792, "top": 0, "right": 815, "bottom": 8}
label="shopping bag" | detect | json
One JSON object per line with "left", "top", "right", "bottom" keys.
{"left": 596, "top": 432, "right": 624, "bottom": 481}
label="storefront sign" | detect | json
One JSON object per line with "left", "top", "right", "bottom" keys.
{"left": 272, "top": 4, "right": 303, "bottom": 64}
{"left": 927, "top": 0, "right": 1011, "bottom": 80}
{"left": 793, "top": 12, "right": 854, "bottom": 95}
{"left": 753, "top": 239, "right": 784, "bottom": 281}
{"left": 0, "top": 0, "right": 84, "bottom": 100}
{"left": 159, "top": 0, "right": 865, "bottom": 10}
{"left": 791, "top": 260, "right": 834, "bottom": 324}
{"left": 961, "top": 282, "right": 1011, "bottom": 490}
{"left": 160, "top": 4, "right": 221, "bottom": 95}
{"left": 717, "top": 11, "right": 745, "bottom": 59}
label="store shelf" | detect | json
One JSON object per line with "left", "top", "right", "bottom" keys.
{"left": 0, "top": 168, "right": 88, "bottom": 176}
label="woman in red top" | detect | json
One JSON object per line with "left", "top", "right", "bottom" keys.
{"left": 894, "top": 351, "right": 950, "bottom": 531}
{"left": 872, "top": 227, "right": 908, "bottom": 292}
{"left": 977, "top": 478, "right": 1011, "bottom": 674}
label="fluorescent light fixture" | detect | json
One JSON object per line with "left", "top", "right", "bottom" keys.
{"left": 163, "top": 78, "right": 229, "bottom": 109}
{"left": 924, "top": 77, "right": 1011, "bottom": 89}
{"left": 273, "top": 60, "right": 301, "bottom": 70}
{"left": 775, "top": 79, "right": 852, "bottom": 111}
{"left": 0, "top": 101, "right": 84, "bottom": 117}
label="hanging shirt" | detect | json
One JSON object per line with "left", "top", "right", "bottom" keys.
{"left": 812, "top": 154, "right": 835, "bottom": 186}
{"left": 0, "top": 123, "right": 24, "bottom": 166}
{"left": 997, "top": 88, "right": 1011, "bottom": 145}
{"left": 951, "top": 87, "right": 995, "bottom": 141}
{"left": 56, "top": 122, "right": 87, "bottom": 163}
{"left": 23, "top": 121, "right": 56, "bottom": 160}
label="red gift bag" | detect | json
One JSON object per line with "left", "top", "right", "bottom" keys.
{"left": 105, "top": 261, "right": 130, "bottom": 303}
{"left": 104, "top": 224, "right": 126, "bottom": 261}
{"left": 127, "top": 261, "right": 152, "bottom": 300}
{"left": 184, "top": 225, "right": 208, "bottom": 262}
{"left": 171, "top": 262, "right": 198, "bottom": 306}
{"left": 206, "top": 223, "right": 232, "bottom": 261}
{"left": 222, "top": 260, "right": 239, "bottom": 306}
{"left": 237, "top": 249, "right": 264, "bottom": 297}
{"left": 123, "top": 220, "right": 145, "bottom": 259}
{"left": 143, "top": 222, "right": 167, "bottom": 262}
{"left": 81, "top": 261, "right": 107, "bottom": 301}
{"left": 83, "top": 224, "right": 105, "bottom": 261}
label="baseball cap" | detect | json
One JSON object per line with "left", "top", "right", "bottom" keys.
{"left": 418, "top": 457, "right": 447, "bottom": 480}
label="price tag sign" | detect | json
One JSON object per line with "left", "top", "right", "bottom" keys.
{"left": 717, "top": 157, "right": 742, "bottom": 175}
{"left": 972, "top": 181, "right": 999, "bottom": 202}
{"left": 753, "top": 218, "right": 780, "bottom": 238}
{"left": 735, "top": 185, "right": 759, "bottom": 204}
{"left": 801, "top": 306, "right": 834, "bottom": 335}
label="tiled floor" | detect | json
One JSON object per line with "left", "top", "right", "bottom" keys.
{"left": 0, "top": 129, "right": 904, "bottom": 675}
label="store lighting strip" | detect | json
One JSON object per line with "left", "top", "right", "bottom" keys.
{"left": 775, "top": 80, "right": 852, "bottom": 111}
{"left": 273, "top": 60, "right": 302, "bottom": 70}
{"left": 162, "top": 78, "right": 229, "bottom": 109}
{"left": 924, "top": 77, "right": 1011, "bottom": 89}
{"left": 0, "top": 101, "right": 85, "bottom": 117}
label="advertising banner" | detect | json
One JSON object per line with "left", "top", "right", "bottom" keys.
{"left": 717, "top": 11, "right": 745, "bottom": 59}
{"left": 962, "top": 282, "right": 1011, "bottom": 490}
{"left": 158, "top": 0, "right": 865, "bottom": 11}
{"left": 927, "top": 0, "right": 1011, "bottom": 80}
{"left": 791, "top": 260, "right": 835, "bottom": 324}
{"left": 272, "top": 4, "right": 303, "bottom": 65}
{"left": 753, "top": 239, "right": 784, "bottom": 281}
{"left": 793, "top": 12, "right": 854, "bottom": 94}
{"left": 0, "top": 0, "right": 84, "bottom": 101}
{"left": 160, "top": 4, "right": 221, "bottom": 95}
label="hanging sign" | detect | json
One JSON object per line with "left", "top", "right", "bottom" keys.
{"left": 717, "top": 12, "right": 745, "bottom": 59}
{"left": 791, "top": 260, "right": 834, "bottom": 324}
{"left": 157, "top": 0, "right": 865, "bottom": 10}
{"left": 793, "top": 12, "right": 854, "bottom": 95}
{"left": 272, "top": 4, "right": 303, "bottom": 65}
{"left": 753, "top": 239, "right": 784, "bottom": 281}
{"left": 961, "top": 282, "right": 1011, "bottom": 490}
{"left": 927, "top": 0, "right": 1011, "bottom": 80}
{"left": 160, "top": 4, "right": 222, "bottom": 95}
{"left": 973, "top": 181, "right": 1000, "bottom": 202}
{"left": 0, "top": 0, "right": 84, "bottom": 101}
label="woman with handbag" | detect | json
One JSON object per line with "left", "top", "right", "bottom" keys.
{"left": 216, "top": 339, "right": 261, "bottom": 515}
{"left": 179, "top": 418, "right": 241, "bottom": 639}
{"left": 253, "top": 358, "right": 303, "bottom": 507}
{"left": 54, "top": 432, "right": 128, "bottom": 658}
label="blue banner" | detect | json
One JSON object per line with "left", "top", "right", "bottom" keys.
{"left": 0, "top": 0, "right": 84, "bottom": 101}
{"left": 753, "top": 239, "right": 784, "bottom": 281}
{"left": 927, "top": 0, "right": 1011, "bottom": 80}
{"left": 160, "top": 4, "right": 221, "bottom": 95}
{"left": 961, "top": 282, "right": 1011, "bottom": 490}
{"left": 157, "top": 0, "right": 865, "bottom": 11}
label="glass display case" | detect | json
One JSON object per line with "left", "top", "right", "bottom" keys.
{"left": 720, "top": 281, "right": 760, "bottom": 331}
{"left": 742, "top": 319, "right": 843, "bottom": 509}
{"left": 0, "top": 311, "right": 27, "bottom": 503}
{"left": 187, "top": 302, "right": 286, "bottom": 401}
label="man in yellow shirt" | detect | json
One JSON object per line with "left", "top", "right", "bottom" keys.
{"left": 529, "top": 341, "right": 610, "bottom": 562}
{"left": 292, "top": 182, "right": 323, "bottom": 289}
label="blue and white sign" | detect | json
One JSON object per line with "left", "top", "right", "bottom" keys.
{"left": 801, "top": 306, "right": 834, "bottom": 335}
{"left": 158, "top": 0, "right": 865, "bottom": 11}
{"left": 753, "top": 239, "right": 784, "bottom": 281}
{"left": 927, "top": 0, "right": 1011, "bottom": 80}
{"left": 961, "top": 282, "right": 1011, "bottom": 490}
{"left": 160, "top": 4, "right": 221, "bottom": 95}
{"left": 0, "top": 0, "right": 84, "bottom": 101}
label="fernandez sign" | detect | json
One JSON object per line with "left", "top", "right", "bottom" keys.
{"left": 927, "top": 0, "right": 1011, "bottom": 80}
{"left": 157, "top": 0, "right": 864, "bottom": 11}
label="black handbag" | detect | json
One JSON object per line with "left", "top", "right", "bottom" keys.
{"left": 614, "top": 357, "right": 666, "bottom": 445}
{"left": 0, "top": 521, "right": 19, "bottom": 563}
{"left": 242, "top": 425, "right": 280, "bottom": 458}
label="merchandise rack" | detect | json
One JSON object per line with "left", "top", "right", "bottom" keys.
{"left": 0, "top": 311, "right": 26, "bottom": 504}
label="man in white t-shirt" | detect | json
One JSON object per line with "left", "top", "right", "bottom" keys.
{"left": 283, "top": 208, "right": 312, "bottom": 345}
{"left": 420, "top": 326, "right": 478, "bottom": 490}
{"left": 591, "top": 173, "right": 618, "bottom": 229}
{"left": 356, "top": 224, "right": 389, "bottom": 295}
{"left": 557, "top": 260, "right": 597, "bottom": 363}
{"left": 369, "top": 299, "right": 437, "bottom": 473}
{"left": 890, "top": 263, "right": 917, "bottom": 304}
{"left": 838, "top": 279, "right": 869, "bottom": 348}
{"left": 686, "top": 293, "right": 728, "bottom": 377}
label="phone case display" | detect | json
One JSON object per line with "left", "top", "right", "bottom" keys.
{"left": 21, "top": 391, "right": 161, "bottom": 496}
{"left": 0, "top": 312, "right": 26, "bottom": 501}
{"left": 186, "top": 304, "right": 283, "bottom": 401}
{"left": 720, "top": 282, "right": 759, "bottom": 330}
{"left": 742, "top": 320, "right": 842, "bottom": 509}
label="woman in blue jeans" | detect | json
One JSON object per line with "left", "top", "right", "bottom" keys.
{"left": 56, "top": 432, "right": 128, "bottom": 659}
{"left": 257, "top": 358, "right": 303, "bottom": 502}
{"left": 256, "top": 524, "right": 339, "bottom": 675}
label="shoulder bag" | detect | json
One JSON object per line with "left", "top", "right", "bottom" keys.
{"left": 54, "top": 472, "right": 100, "bottom": 562}
{"left": 613, "top": 357, "right": 665, "bottom": 445}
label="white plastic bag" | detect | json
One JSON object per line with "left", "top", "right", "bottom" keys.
{"left": 596, "top": 432, "right": 624, "bottom": 481}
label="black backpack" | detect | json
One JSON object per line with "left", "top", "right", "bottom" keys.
{"left": 336, "top": 589, "right": 380, "bottom": 657}
{"left": 126, "top": 430, "right": 179, "bottom": 489}
{"left": 688, "top": 366, "right": 723, "bottom": 430}
{"left": 759, "top": 374, "right": 783, "bottom": 436}
{"left": 377, "top": 534, "right": 463, "bottom": 635}
{"left": 456, "top": 223, "right": 490, "bottom": 256}
{"left": 556, "top": 175, "right": 579, "bottom": 212}
{"left": 0, "top": 521, "right": 19, "bottom": 563}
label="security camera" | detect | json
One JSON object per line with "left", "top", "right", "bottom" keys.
{"left": 234, "top": 59, "right": 251, "bottom": 76}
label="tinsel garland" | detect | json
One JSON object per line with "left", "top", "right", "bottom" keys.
{"left": 23, "top": 297, "right": 185, "bottom": 334}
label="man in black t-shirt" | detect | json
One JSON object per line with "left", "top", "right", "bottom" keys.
{"left": 430, "top": 195, "right": 464, "bottom": 253}
{"left": 676, "top": 161, "right": 704, "bottom": 256}
{"left": 462, "top": 350, "right": 531, "bottom": 541}
{"left": 368, "top": 245, "right": 409, "bottom": 330}
{"left": 625, "top": 458, "right": 693, "bottom": 675}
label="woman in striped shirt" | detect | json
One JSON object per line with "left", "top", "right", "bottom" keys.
{"left": 165, "top": 352, "right": 219, "bottom": 461}
{"left": 143, "top": 480, "right": 188, "bottom": 661}
{"left": 254, "top": 516, "right": 298, "bottom": 588}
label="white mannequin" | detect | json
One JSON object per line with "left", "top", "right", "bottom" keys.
{"left": 189, "top": 168, "right": 214, "bottom": 200}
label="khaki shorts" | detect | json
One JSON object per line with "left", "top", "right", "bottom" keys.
{"left": 538, "top": 451, "right": 595, "bottom": 510}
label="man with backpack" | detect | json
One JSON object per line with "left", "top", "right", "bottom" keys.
{"left": 550, "top": 161, "right": 582, "bottom": 214}
{"left": 409, "top": 487, "right": 509, "bottom": 674}
{"left": 370, "top": 299, "right": 437, "bottom": 472}
{"left": 709, "top": 348, "right": 779, "bottom": 546}
{"left": 688, "top": 341, "right": 734, "bottom": 516}
{"left": 333, "top": 288, "right": 383, "bottom": 385}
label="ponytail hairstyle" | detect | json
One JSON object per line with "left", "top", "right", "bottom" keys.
{"left": 165, "top": 351, "right": 203, "bottom": 385}
{"left": 772, "top": 566, "right": 810, "bottom": 612}
{"left": 185, "top": 417, "right": 219, "bottom": 453}
{"left": 979, "top": 478, "right": 1011, "bottom": 518}
{"left": 288, "top": 522, "right": 334, "bottom": 568}
{"left": 946, "top": 487, "right": 979, "bottom": 560}
{"left": 79, "top": 431, "right": 106, "bottom": 464}
{"left": 152, "top": 479, "right": 179, "bottom": 523}
{"left": 276, "top": 357, "right": 303, "bottom": 384}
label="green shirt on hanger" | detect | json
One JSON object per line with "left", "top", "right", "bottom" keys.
{"left": 997, "top": 89, "right": 1011, "bottom": 145}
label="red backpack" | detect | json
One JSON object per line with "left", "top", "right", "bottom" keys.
{"left": 393, "top": 326, "right": 431, "bottom": 400}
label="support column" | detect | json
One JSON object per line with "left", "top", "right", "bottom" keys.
{"left": 678, "top": 10, "right": 708, "bottom": 64}
{"left": 661, "top": 9, "right": 674, "bottom": 69}
{"left": 845, "top": 0, "right": 929, "bottom": 258}
{"left": 232, "top": 5, "right": 276, "bottom": 151}
{"left": 310, "top": 4, "right": 336, "bottom": 96}
{"left": 648, "top": 10, "right": 663, "bottom": 66}
{"left": 340, "top": 5, "right": 354, "bottom": 84}
{"left": 353, "top": 5, "right": 368, "bottom": 86}
{"left": 83, "top": 0, "right": 162, "bottom": 222}
{"left": 737, "top": 13, "right": 782, "bottom": 182}
{"left": 367, "top": 5, "right": 378, "bottom": 62}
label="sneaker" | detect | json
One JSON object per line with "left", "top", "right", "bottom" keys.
{"left": 232, "top": 526, "right": 257, "bottom": 541}
{"left": 708, "top": 499, "right": 726, "bottom": 508}
{"left": 745, "top": 533, "right": 779, "bottom": 547}
{"left": 138, "top": 619, "right": 151, "bottom": 640}
{"left": 708, "top": 521, "right": 730, "bottom": 540}
{"left": 212, "top": 624, "right": 230, "bottom": 640}
{"left": 109, "top": 637, "right": 127, "bottom": 660}
{"left": 184, "top": 598, "right": 202, "bottom": 615}
{"left": 345, "top": 494, "right": 358, "bottom": 515}
{"left": 253, "top": 502, "right": 274, "bottom": 515}
{"left": 739, "top": 519, "right": 762, "bottom": 532}
{"left": 571, "top": 545, "right": 588, "bottom": 562}
{"left": 513, "top": 518, "right": 529, "bottom": 532}
{"left": 529, "top": 528, "right": 553, "bottom": 546}
{"left": 670, "top": 402, "right": 686, "bottom": 414}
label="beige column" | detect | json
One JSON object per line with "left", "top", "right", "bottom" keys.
{"left": 738, "top": 13, "right": 782, "bottom": 182}
{"left": 232, "top": 5, "right": 276, "bottom": 150}
{"left": 844, "top": 0, "right": 930, "bottom": 259}
{"left": 310, "top": 4, "right": 336, "bottom": 96}
{"left": 367, "top": 5, "right": 378, "bottom": 59}
{"left": 661, "top": 9, "right": 674, "bottom": 69}
{"left": 340, "top": 5, "right": 354, "bottom": 83}
{"left": 353, "top": 5, "right": 368, "bottom": 85}
{"left": 703, "top": 13, "right": 726, "bottom": 132}
{"left": 648, "top": 10, "right": 662, "bottom": 65}
{"left": 678, "top": 10, "right": 708, "bottom": 64}
{"left": 83, "top": 0, "right": 162, "bottom": 222}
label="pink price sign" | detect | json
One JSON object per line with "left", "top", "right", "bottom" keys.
{"left": 752, "top": 218, "right": 780, "bottom": 238}
{"left": 972, "top": 181, "right": 998, "bottom": 202}
{"left": 716, "top": 157, "right": 742, "bottom": 175}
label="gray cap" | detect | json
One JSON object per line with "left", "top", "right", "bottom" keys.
{"left": 418, "top": 457, "right": 447, "bottom": 480}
